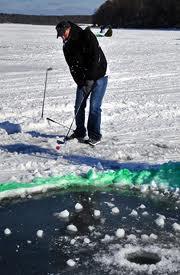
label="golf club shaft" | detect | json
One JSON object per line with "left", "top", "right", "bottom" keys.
{"left": 41, "top": 68, "right": 52, "bottom": 119}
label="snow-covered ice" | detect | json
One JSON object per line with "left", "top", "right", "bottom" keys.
{"left": 0, "top": 23, "right": 179, "bottom": 187}
{"left": 0, "top": 23, "right": 179, "bottom": 275}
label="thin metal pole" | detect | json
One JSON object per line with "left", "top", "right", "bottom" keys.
{"left": 41, "top": 67, "right": 52, "bottom": 119}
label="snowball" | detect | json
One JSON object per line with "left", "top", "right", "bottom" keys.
{"left": 129, "top": 209, "right": 138, "bottom": 217}
{"left": 140, "top": 185, "right": 149, "bottom": 193}
{"left": 97, "top": 161, "right": 104, "bottom": 170}
{"left": 4, "top": 228, "right": 11, "bottom": 235}
{"left": 115, "top": 228, "right": 125, "bottom": 238}
{"left": 66, "top": 259, "right": 76, "bottom": 267}
{"left": 88, "top": 226, "right": 95, "bottom": 232}
{"left": 70, "top": 239, "right": 76, "bottom": 245}
{"left": 84, "top": 237, "right": 90, "bottom": 244}
{"left": 67, "top": 224, "right": 78, "bottom": 233}
{"left": 150, "top": 233, "right": 158, "bottom": 240}
{"left": 94, "top": 210, "right": 101, "bottom": 218}
{"left": 36, "top": 230, "right": 44, "bottom": 238}
{"left": 138, "top": 204, "right": 146, "bottom": 209}
{"left": 142, "top": 211, "right": 149, "bottom": 216}
{"left": 57, "top": 210, "right": 70, "bottom": 219}
{"left": 155, "top": 217, "right": 165, "bottom": 228}
{"left": 172, "top": 222, "right": 180, "bottom": 232}
{"left": 75, "top": 203, "right": 83, "bottom": 211}
{"left": 141, "top": 234, "right": 149, "bottom": 242}
{"left": 111, "top": 207, "right": 120, "bottom": 214}
{"left": 101, "top": 234, "right": 114, "bottom": 243}
{"left": 127, "top": 234, "right": 137, "bottom": 242}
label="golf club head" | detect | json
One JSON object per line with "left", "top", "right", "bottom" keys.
{"left": 57, "top": 139, "right": 65, "bottom": 145}
{"left": 47, "top": 67, "right": 53, "bottom": 71}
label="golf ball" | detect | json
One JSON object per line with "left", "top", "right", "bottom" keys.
{"left": 56, "top": 145, "right": 61, "bottom": 150}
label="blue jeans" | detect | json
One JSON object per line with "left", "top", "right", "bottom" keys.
{"left": 74, "top": 76, "right": 108, "bottom": 140}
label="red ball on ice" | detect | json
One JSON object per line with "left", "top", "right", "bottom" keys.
{"left": 56, "top": 145, "right": 61, "bottom": 150}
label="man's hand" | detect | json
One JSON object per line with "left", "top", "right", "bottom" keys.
{"left": 83, "top": 80, "right": 94, "bottom": 96}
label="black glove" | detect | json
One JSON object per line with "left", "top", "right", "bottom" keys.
{"left": 83, "top": 80, "right": 94, "bottom": 96}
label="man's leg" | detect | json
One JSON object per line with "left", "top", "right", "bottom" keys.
{"left": 87, "top": 76, "right": 108, "bottom": 141}
{"left": 74, "top": 86, "right": 87, "bottom": 138}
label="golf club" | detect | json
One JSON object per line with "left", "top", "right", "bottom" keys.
{"left": 41, "top": 67, "right": 53, "bottom": 119}
{"left": 57, "top": 95, "right": 86, "bottom": 145}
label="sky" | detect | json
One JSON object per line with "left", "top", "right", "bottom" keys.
{"left": 0, "top": 0, "right": 105, "bottom": 15}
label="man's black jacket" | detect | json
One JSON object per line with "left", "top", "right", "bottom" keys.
{"left": 62, "top": 22, "right": 107, "bottom": 87}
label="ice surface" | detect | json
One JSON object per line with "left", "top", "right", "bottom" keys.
{"left": 0, "top": 23, "right": 179, "bottom": 187}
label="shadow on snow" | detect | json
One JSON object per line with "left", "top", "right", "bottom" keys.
{"left": 26, "top": 131, "right": 64, "bottom": 139}
{"left": 0, "top": 121, "right": 21, "bottom": 135}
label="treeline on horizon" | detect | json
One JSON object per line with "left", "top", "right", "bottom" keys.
{"left": 0, "top": 13, "right": 92, "bottom": 25}
{"left": 0, "top": 0, "right": 180, "bottom": 29}
{"left": 93, "top": 0, "right": 180, "bottom": 28}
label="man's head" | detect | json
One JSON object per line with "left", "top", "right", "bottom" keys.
{"left": 56, "top": 21, "right": 71, "bottom": 40}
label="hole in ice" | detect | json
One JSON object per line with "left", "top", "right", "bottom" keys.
{"left": 126, "top": 251, "right": 161, "bottom": 265}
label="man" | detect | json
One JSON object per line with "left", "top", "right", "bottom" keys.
{"left": 56, "top": 21, "right": 108, "bottom": 146}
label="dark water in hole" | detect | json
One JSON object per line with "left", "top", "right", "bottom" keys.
{"left": 0, "top": 188, "right": 179, "bottom": 275}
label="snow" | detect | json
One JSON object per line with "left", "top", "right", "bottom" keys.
{"left": 0, "top": 24, "right": 179, "bottom": 273}
{"left": 0, "top": 23, "right": 179, "bottom": 189}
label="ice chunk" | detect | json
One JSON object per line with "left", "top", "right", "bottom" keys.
{"left": 67, "top": 224, "right": 78, "bottom": 233}
{"left": 94, "top": 210, "right": 101, "bottom": 218}
{"left": 129, "top": 209, "right": 138, "bottom": 217}
{"left": 115, "top": 228, "right": 125, "bottom": 238}
{"left": 56, "top": 210, "right": 70, "bottom": 219}
{"left": 111, "top": 207, "right": 120, "bottom": 214}
{"left": 36, "top": 230, "right": 44, "bottom": 238}
{"left": 142, "top": 211, "right": 149, "bottom": 216}
{"left": 138, "top": 204, "right": 146, "bottom": 209}
{"left": 141, "top": 234, "right": 149, "bottom": 242}
{"left": 150, "top": 233, "right": 158, "bottom": 240}
{"left": 101, "top": 234, "right": 114, "bottom": 243}
{"left": 75, "top": 203, "right": 83, "bottom": 211}
{"left": 127, "top": 234, "right": 137, "bottom": 242}
{"left": 66, "top": 259, "right": 76, "bottom": 267}
{"left": 172, "top": 222, "right": 180, "bottom": 232}
{"left": 88, "top": 225, "right": 95, "bottom": 232}
{"left": 140, "top": 184, "right": 149, "bottom": 193}
{"left": 70, "top": 239, "right": 76, "bottom": 245}
{"left": 4, "top": 228, "right": 11, "bottom": 235}
{"left": 155, "top": 216, "right": 165, "bottom": 228}
{"left": 84, "top": 237, "right": 90, "bottom": 244}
